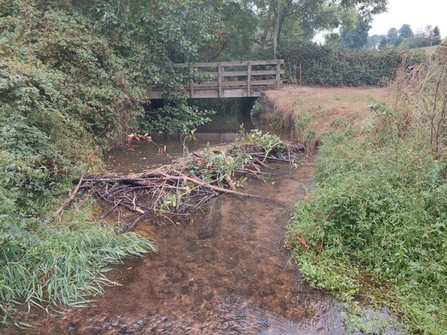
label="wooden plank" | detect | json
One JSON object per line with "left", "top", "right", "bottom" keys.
{"left": 221, "top": 69, "right": 284, "bottom": 77}
{"left": 171, "top": 59, "right": 284, "bottom": 68}
{"left": 191, "top": 80, "right": 278, "bottom": 88}
{"left": 248, "top": 79, "right": 278, "bottom": 86}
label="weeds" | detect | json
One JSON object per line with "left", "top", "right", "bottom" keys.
{"left": 288, "top": 133, "right": 447, "bottom": 333}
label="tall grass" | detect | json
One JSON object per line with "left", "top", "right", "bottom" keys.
{"left": 0, "top": 203, "right": 156, "bottom": 326}
{"left": 287, "top": 45, "right": 447, "bottom": 334}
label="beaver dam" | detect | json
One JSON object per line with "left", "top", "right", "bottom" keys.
{"left": 56, "top": 131, "right": 304, "bottom": 232}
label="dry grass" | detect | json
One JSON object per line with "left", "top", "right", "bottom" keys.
{"left": 261, "top": 85, "right": 393, "bottom": 149}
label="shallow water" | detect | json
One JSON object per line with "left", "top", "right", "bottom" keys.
{"left": 4, "top": 160, "right": 352, "bottom": 335}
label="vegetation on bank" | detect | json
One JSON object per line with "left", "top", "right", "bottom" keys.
{"left": 1, "top": 0, "right": 213, "bottom": 324}
{"left": 285, "top": 45, "right": 447, "bottom": 334}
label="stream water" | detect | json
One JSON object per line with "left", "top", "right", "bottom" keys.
{"left": 3, "top": 113, "right": 351, "bottom": 335}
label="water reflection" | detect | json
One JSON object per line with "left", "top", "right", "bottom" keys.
{"left": 103, "top": 113, "right": 281, "bottom": 175}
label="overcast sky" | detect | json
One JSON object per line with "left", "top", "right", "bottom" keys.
{"left": 369, "top": 0, "right": 446, "bottom": 37}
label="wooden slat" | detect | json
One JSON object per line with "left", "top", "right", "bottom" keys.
{"left": 171, "top": 59, "right": 284, "bottom": 68}
{"left": 247, "top": 61, "right": 251, "bottom": 96}
{"left": 221, "top": 69, "right": 284, "bottom": 77}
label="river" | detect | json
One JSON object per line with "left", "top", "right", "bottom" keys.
{"left": 3, "top": 112, "right": 350, "bottom": 335}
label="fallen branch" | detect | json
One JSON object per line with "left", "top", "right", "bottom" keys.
{"left": 53, "top": 171, "right": 86, "bottom": 217}
{"left": 158, "top": 170, "right": 266, "bottom": 200}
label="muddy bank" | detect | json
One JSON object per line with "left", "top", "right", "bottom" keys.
{"left": 2, "top": 162, "right": 348, "bottom": 335}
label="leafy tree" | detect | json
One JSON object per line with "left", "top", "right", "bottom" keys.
{"left": 386, "top": 27, "right": 399, "bottom": 45}
{"left": 254, "top": 0, "right": 388, "bottom": 58}
{"left": 199, "top": 0, "right": 259, "bottom": 61}
{"left": 433, "top": 26, "right": 442, "bottom": 46}
{"left": 399, "top": 24, "right": 414, "bottom": 38}
{"left": 338, "top": 20, "right": 371, "bottom": 49}
{"left": 379, "top": 36, "right": 387, "bottom": 49}
{"left": 367, "top": 34, "right": 384, "bottom": 49}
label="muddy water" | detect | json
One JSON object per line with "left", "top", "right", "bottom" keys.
{"left": 3, "top": 120, "right": 349, "bottom": 334}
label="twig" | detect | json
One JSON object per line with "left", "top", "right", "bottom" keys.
{"left": 53, "top": 170, "right": 87, "bottom": 217}
{"left": 100, "top": 199, "right": 122, "bottom": 219}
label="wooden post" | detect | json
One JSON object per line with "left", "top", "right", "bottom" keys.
{"left": 218, "top": 63, "right": 223, "bottom": 98}
{"left": 276, "top": 60, "right": 281, "bottom": 90}
{"left": 190, "top": 65, "right": 194, "bottom": 98}
{"left": 247, "top": 62, "right": 251, "bottom": 96}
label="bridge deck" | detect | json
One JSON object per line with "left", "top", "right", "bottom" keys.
{"left": 149, "top": 60, "right": 284, "bottom": 99}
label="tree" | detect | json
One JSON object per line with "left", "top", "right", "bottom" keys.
{"left": 338, "top": 20, "right": 371, "bottom": 49}
{"left": 379, "top": 36, "right": 387, "bottom": 49}
{"left": 399, "top": 24, "right": 414, "bottom": 38}
{"left": 433, "top": 26, "right": 442, "bottom": 46}
{"left": 386, "top": 28, "right": 399, "bottom": 45}
{"left": 257, "top": 0, "right": 388, "bottom": 58}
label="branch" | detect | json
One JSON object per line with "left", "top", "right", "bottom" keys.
{"left": 53, "top": 170, "right": 87, "bottom": 217}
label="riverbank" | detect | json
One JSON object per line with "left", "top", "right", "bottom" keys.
{"left": 262, "top": 79, "right": 447, "bottom": 334}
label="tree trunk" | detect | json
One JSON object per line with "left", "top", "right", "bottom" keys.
{"left": 261, "top": 3, "right": 273, "bottom": 50}
{"left": 273, "top": 0, "right": 281, "bottom": 59}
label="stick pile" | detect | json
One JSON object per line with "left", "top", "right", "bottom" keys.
{"left": 56, "top": 141, "right": 304, "bottom": 232}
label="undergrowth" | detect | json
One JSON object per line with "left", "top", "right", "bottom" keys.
{"left": 287, "top": 45, "right": 447, "bottom": 334}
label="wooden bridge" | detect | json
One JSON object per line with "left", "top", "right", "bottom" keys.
{"left": 149, "top": 60, "right": 284, "bottom": 99}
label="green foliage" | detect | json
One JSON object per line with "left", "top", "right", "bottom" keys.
{"left": 287, "top": 50, "right": 447, "bottom": 332}
{"left": 1, "top": 0, "right": 217, "bottom": 322}
{"left": 399, "top": 24, "right": 414, "bottom": 39}
{"left": 280, "top": 42, "right": 427, "bottom": 86}
{"left": 338, "top": 20, "right": 371, "bottom": 50}
{"left": 143, "top": 98, "right": 214, "bottom": 135}
{"left": 287, "top": 123, "right": 447, "bottom": 333}
{"left": 242, "top": 129, "right": 287, "bottom": 153}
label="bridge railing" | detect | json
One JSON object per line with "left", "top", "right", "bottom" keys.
{"left": 149, "top": 59, "right": 284, "bottom": 99}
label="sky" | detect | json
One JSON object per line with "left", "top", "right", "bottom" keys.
{"left": 369, "top": 0, "right": 446, "bottom": 38}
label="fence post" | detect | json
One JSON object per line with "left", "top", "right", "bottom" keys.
{"left": 189, "top": 64, "right": 194, "bottom": 98}
{"left": 276, "top": 60, "right": 281, "bottom": 90}
{"left": 247, "top": 61, "right": 252, "bottom": 96}
{"left": 218, "top": 63, "right": 223, "bottom": 98}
